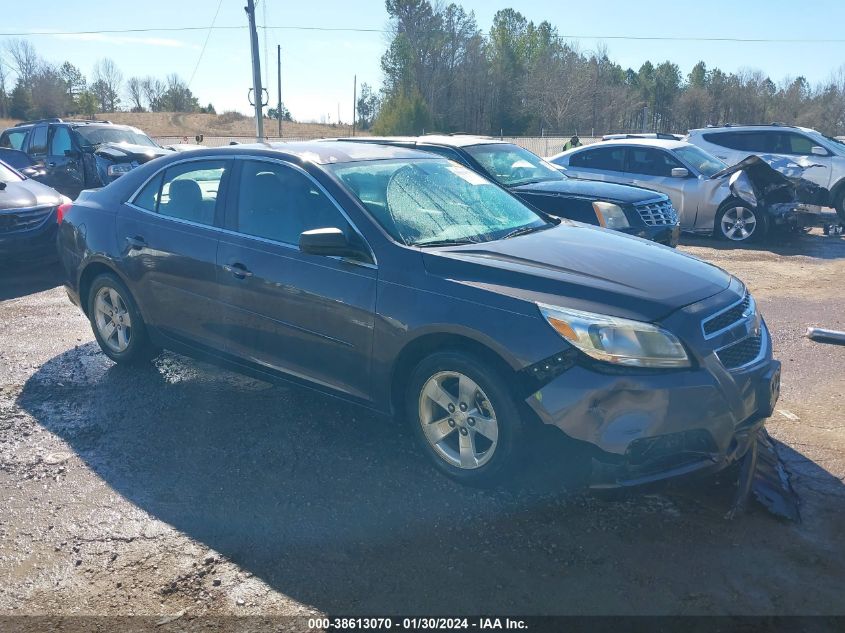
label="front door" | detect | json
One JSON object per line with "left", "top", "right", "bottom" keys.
{"left": 46, "top": 125, "right": 84, "bottom": 198}
{"left": 117, "top": 158, "right": 232, "bottom": 350}
{"left": 625, "top": 147, "right": 699, "bottom": 229}
{"left": 216, "top": 158, "right": 377, "bottom": 400}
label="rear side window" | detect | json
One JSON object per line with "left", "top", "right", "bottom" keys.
{"left": 569, "top": 147, "right": 625, "bottom": 172}
{"left": 49, "top": 126, "right": 73, "bottom": 156}
{"left": 29, "top": 125, "right": 48, "bottom": 156}
{"left": 1, "top": 129, "right": 28, "bottom": 150}
{"left": 703, "top": 131, "right": 771, "bottom": 153}
{"left": 132, "top": 160, "right": 228, "bottom": 226}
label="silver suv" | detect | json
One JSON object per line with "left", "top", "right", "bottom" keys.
{"left": 686, "top": 124, "right": 845, "bottom": 221}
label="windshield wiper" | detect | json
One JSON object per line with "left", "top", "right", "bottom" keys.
{"left": 415, "top": 238, "right": 478, "bottom": 248}
{"left": 501, "top": 224, "right": 549, "bottom": 240}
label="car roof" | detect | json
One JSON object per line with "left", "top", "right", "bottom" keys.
{"left": 688, "top": 124, "right": 816, "bottom": 134}
{"left": 329, "top": 135, "right": 507, "bottom": 149}
{"left": 590, "top": 138, "right": 692, "bottom": 150}
{"left": 179, "top": 140, "right": 437, "bottom": 165}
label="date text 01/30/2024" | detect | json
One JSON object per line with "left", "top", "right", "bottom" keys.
{"left": 309, "top": 617, "right": 528, "bottom": 630}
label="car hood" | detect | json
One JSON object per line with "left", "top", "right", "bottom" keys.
{"left": 422, "top": 223, "right": 731, "bottom": 322}
{"left": 711, "top": 154, "right": 830, "bottom": 206}
{"left": 93, "top": 143, "right": 172, "bottom": 163}
{"left": 0, "top": 179, "right": 63, "bottom": 211}
{"left": 511, "top": 178, "right": 665, "bottom": 204}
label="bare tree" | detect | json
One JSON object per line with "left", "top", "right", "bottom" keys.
{"left": 140, "top": 76, "right": 165, "bottom": 112}
{"left": 126, "top": 76, "right": 144, "bottom": 112}
{"left": 92, "top": 58, "right": 123, "bottom": 112}
{"left": 6, "top": 39, "right": 40, "bottom": 89}
{"left": 0, "top": 58, "right": 8, "bottom": 118}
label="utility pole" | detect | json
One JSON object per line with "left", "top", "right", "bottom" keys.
{"left": 277, "top": 44, "right": 282, "bottom": 138}
{"left": 245, "top": 0, "right": 264, "bottom": 141}
{"left": 352, "top": 74, "right": 357, "bottom": 137}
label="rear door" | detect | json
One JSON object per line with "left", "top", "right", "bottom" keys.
{"left": 564, "top": 145, "right": 629, "bottom": 184}
{"left": 215, "top": 157, "right": 377, "bottom": 400}
{"left": 625, "top": 147, "right": 698, "bottom": 228}
{"left": 118, "top": 158, "right": 232, "bottom": 350}
{"left": 46, "top": 125, "right": 84, "bottom": 198}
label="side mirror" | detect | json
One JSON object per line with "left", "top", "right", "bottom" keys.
{"left": 670, "top": 167, "right": 689, "bottom": 178}
{"left": 299, "top": 227, "right": 368, "bottom": 261}
{"left": 64, "top": 149, "right": 81, "bottom": 159}
{"left": 811, "top": 146, "right": 828, "bottom": 156}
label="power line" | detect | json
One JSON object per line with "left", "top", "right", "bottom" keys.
{"left": 2, "top": 25, "right": 845, "bottom": 44}
{"left": 187, "top": 0, "right": 224, "bottom": 89}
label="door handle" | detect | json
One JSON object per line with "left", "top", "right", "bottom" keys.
{"left": 125, "top": 235, "right": 146, "bottom": 250}
{"left": 47, "top": 162, "right": 56, "bottom": 167}
{"left": 223, "top": 262, "right": 253, "bottom": 279}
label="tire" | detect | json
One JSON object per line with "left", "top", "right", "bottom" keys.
{"left": 405, "top": 350, "right": 525, "bottom": 487}
{"left": 715, "top": 201, "right": 768, "bottom": 243}
{"left": 833, "top": 188, "right": 845, "bottom": 223}
{"left": 87, "top": 273, "right": 157, "bottom": 365}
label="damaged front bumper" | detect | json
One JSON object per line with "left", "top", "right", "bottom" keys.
{"left": 525, "top": 288, "right": 782, "bottom": 489}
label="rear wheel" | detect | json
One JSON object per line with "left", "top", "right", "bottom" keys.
{"left": 87, "top": 273, "right": 157, "bottom": 365}
{"left": 715, "top": 202, "right": 767, "bottom": 243}
{"left": 406, "top": 351, "right": 524, "bottom": 486}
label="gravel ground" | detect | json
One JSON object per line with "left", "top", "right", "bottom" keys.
{"left": 0, "top": 229, "right": 843, "bottom": 618}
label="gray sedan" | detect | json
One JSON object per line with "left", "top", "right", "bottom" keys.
{"left": 548, "top": 139, "right": 764, "bottom": 242}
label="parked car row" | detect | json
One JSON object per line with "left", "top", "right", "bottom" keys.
{"left": 0, "top": 117, "right": 169, "bottom": 199}
{"left": 332, "top": 135, "right": 681, "bottom": 246}
{"left": 54, "top": 141, "right": 781, "bottom": 490}
{"left": 548, "top": 127, "right": 841, "bottom": 242}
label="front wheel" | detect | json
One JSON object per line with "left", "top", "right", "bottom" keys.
{"left": 406, "top": 351, "right": 525, "bottom": 487}
{"left": 832, "top": 188, "right": 845, "bottom": 223}
{"left": 715, "top": 202, "right": 767, "bottom": 243}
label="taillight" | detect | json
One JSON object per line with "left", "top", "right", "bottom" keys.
{"left": 56, "top": 202, "right": 72, "bottom": 224}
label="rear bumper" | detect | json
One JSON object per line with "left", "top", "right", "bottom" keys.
{"left": 526, "top": 346, "right": 781, "bottom": 488}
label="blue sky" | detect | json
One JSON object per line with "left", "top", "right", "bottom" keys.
{"left": 5, "top": 0, "right": 845, "bottom": 122}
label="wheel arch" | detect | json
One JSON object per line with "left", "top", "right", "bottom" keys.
{"left": 388, "top": 331, "right": 518, "bottom": 419}
{"left": 828, "top": 177, "right": 845, "bottom": 208}
{"left": 77, "top": 259, "right": 135, "bottom": 317}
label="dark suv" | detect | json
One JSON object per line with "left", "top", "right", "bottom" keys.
{"left": 334, "top": 135, "right": 680, "bottom": 246}
{"left": 0, "top": 118, "right": 170, "bottom": 199}
{"left": 57, "top": 142, "right": 780, "bottom": 488}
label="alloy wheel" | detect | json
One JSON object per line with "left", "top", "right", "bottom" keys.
{"left": 93, "top": 286, "right": 133, "bottom": 353}
{"left": 720, "top": 206, "right": 757, "bottom": 241}
{"left": 418, "top": 371, "right": 499, "bottom": 469}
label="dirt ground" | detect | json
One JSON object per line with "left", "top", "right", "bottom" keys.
{"left": 0, "top": 114, "right": 365, "bottom": 140}
{"left": 0, "top": 229, "right": 844, "bottom": 619}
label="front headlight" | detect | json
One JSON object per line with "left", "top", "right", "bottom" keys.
{"left": 591, "top": 201, "right": 630, "bottom": 229}
{"left": 538, "top": 304, "right": 690, "bottom": 368}
{"left": 107, "top": 163, "right": 134, "bottom": 178}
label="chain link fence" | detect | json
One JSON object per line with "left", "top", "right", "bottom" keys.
{"left": 154, "top": 135, "right": 603, "bottom": 155}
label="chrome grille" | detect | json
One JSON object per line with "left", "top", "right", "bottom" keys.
{"left": 0, "top": 206, "right": 54, "bottom": 234}
{"left": 634, "top": 199, "right": 678, "bottom": 226}
{"left": 717, "top": 335, "right": 763, "bottom": 370}
{"left": 702, "top": 293, "right": 752, "bottom": 337}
